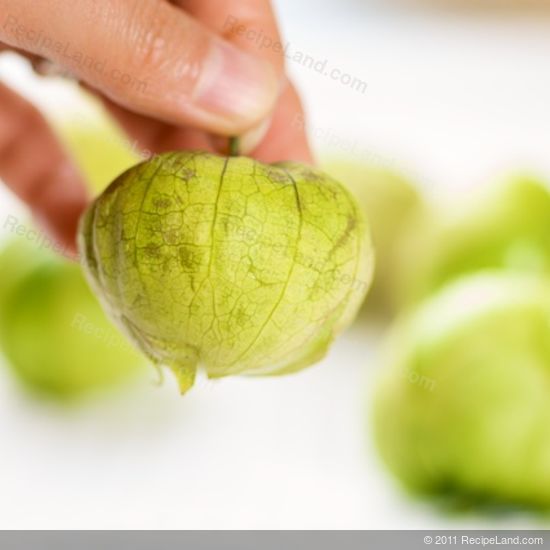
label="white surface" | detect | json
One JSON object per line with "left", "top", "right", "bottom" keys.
{"left": 1, "top": 0, "right": 550, "bottom": 530}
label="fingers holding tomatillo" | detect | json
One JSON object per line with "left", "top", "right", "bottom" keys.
{"left": 0, "top": 0, "right": 279, "bottom": 135}
{"left": 0, "top": 82, "right": 88, "bottom": 255}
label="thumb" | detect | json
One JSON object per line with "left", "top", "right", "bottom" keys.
{"left": 0, "top": 0, "right": 279, "bottom": 135}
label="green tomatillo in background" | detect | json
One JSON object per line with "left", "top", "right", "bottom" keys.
{"left": 373, "top": 272, "right": 550, "bottom": 509}
{"left": 0, "top": 112, "right": 147, "bottom": 402}
{"left": 0, "top": 239, "right": 146, "bottom": 401}
{"left": 394, "top": 175, "right": 550, "bottom": 308}
{"left": 323, "top": 159, "right": 425, "bottom": 316}
{"left": 80, "top": 151, "right": 374, "bottom": 393}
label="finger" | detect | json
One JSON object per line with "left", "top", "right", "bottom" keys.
{"left": 172, "top": 1, "right": 312, "bottom": 160}
{"left": 100, "top": 96, "right": 215, "bottom": 155}
{"left": 173, "top": 0, "right": 285, "bottom": 75}
{"left": 174, "top": 0, "right": 286, "bottom": 151}
{"left": 0, "top": 82, "right": 88, "bottom": 255}
{"left": 103, "top": 78, "right": 313, "bottom": 165}
{"left": 0, "top": 0, "right": 279, "bottom": 135}
{"left": 248, "top": 79, "right": 313, "bottom": 165}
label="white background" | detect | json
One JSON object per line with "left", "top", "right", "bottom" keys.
{"left": 0, "top": 0, "right": 549, "bottom": 529}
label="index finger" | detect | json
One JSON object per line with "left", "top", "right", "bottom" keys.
{"left": 174, "top": 0, "right": 286, "bottom": 76}
{"left": 0, "top": 0, "right": 279, "bottom": 135}
{"left": 0, "top": 82, "right": 88, "bottom": 255}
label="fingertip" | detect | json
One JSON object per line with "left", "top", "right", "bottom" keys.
{"left": 247, "top": 80, "right": 314, "bottom": 165}
{"left": 193, "top": 40, "right": 280, "bottom": 135}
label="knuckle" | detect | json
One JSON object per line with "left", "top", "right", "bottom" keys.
{"left": 121, "top": 3, "right": 171, "bottom": 76}
{"left": 0, "top": 100, "right": 43, "bottom": 153}
{"left": 110, "top": 2, "right": 209, "bottom": 101}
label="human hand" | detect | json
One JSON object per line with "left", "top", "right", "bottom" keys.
{"left": 0, "top": 0, "right": 312, "bottom": 254}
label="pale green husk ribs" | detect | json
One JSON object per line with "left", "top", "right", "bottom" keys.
{"left": 79, "top": 151, "right": 373, "bottom": 393}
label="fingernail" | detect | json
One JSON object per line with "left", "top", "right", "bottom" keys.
{"left": 194, "top": 41, "right": 279, "bottom": 131}
{"left": 239, "top": 117, "right": 272, "bottom": 154}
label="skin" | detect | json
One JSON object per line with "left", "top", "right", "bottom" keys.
{"left": 0, "top": 0, "right": 313, "bottom": 255}
{"left": 374, "top": 273, "right": 550, "bottom": 508}
{"left": 323, "top": 159, "right": 424, "bottom": 316}
{"left": 0, "top": 240, "right": 146, "bottom": 400}
{"left": 80, "top": 152, "right": 373, "bottom": 392}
